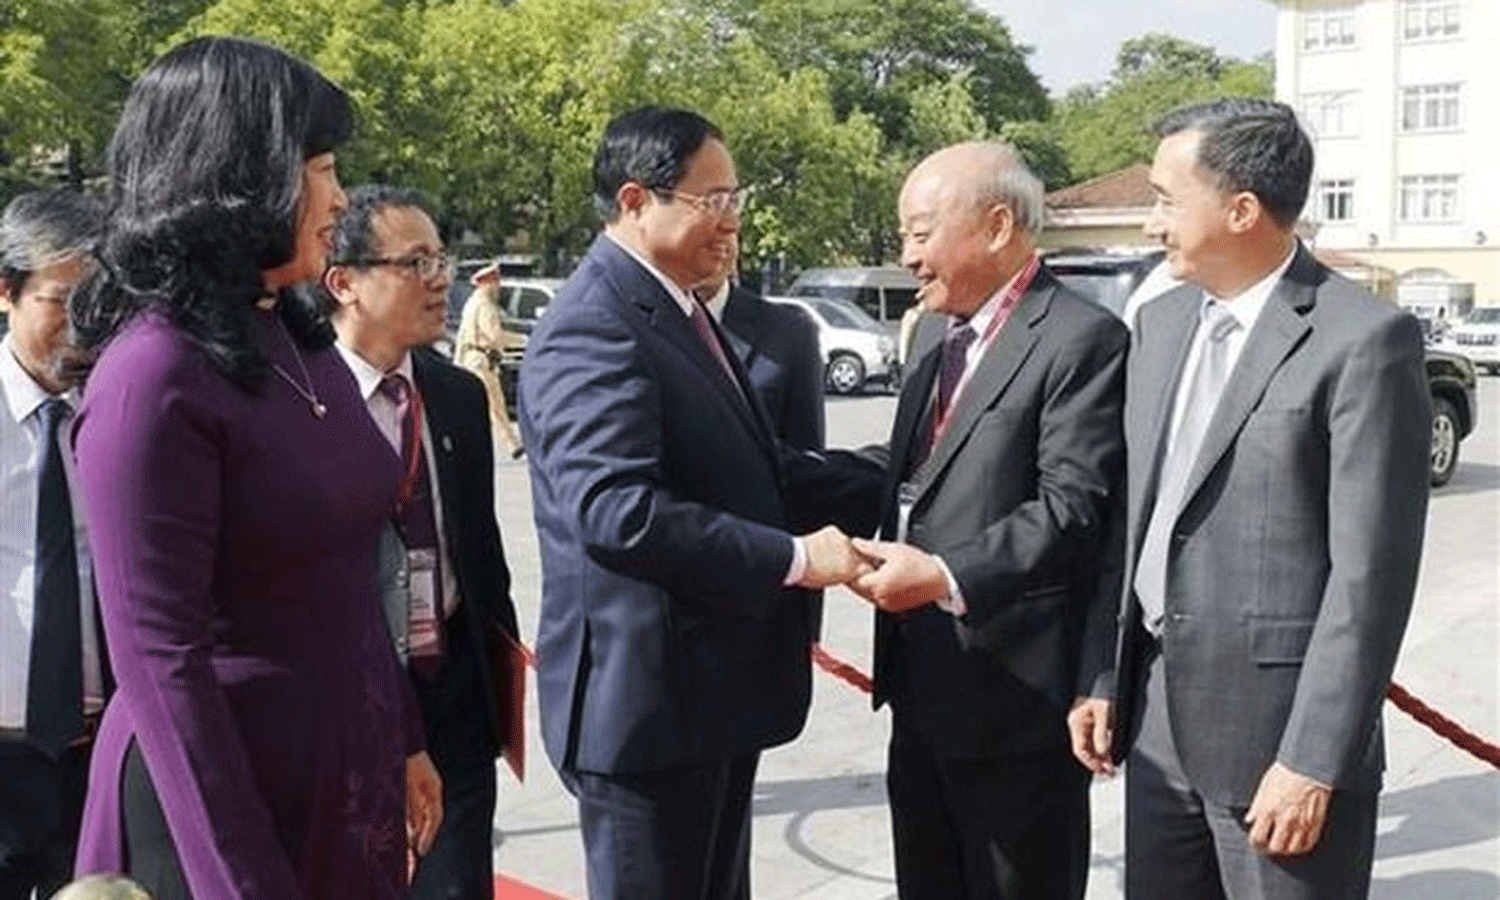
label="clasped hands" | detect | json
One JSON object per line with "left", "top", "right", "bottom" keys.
{"left": 796, "top": 526, "right": 950, "bottom": 613}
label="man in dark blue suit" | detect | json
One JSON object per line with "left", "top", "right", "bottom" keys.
{"left": 519, "top": 106, "right": 879, "bottom": 900}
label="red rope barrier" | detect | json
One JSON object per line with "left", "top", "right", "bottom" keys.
{"left": 514, "top": 639, "right": 1499, "bottom": 770}
{"left": 1386, "top": 681, "right": 1500, "bottom": 769}
{"left": 806, "top": 643, "right": 1500, "bottom": 771}
{"left": 810, "top": 643, "right": 874, "bottom": 694}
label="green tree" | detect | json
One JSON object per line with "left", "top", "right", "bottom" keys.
{"left": 1054, "top": 33, "right": 1273, "bottom": 183}
{"left": 0, "top": 0, "right": 211, "bottom": 189}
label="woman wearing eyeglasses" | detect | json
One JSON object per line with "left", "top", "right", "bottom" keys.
{"left": 68, "top": 36, "right": 440, "bottom": 900}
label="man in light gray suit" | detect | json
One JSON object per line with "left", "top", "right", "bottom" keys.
{"left": 1068, "top": 99, "right": 1430, "bottom": 900}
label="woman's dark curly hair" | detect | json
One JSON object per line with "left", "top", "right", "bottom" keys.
{"left": 70, "top": 36, "right": 353, "bottom": 388}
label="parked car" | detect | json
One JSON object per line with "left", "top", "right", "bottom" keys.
{"left": 786, "top": 266, "right": 919, "bottom": 329}
{"left": 1053, "top": 252, "right": 1477, "bottom": 488}
{"left": 765, "top": 294, "right": 899, "bottom": 395}
{"left": 1042, "top": 249, "right": 1164, "bottom": 320}
{"left": 1427, "top": 346, "right": 1477, "bottom": 487}
{"left": 436, "top": 275, "right": 564, "bottom": 415}
{"left": 489, "top": 278, "right": 564, "bottom": 411}
{"left": 1443, "top": 306, "right": 1500, "bottom": 374}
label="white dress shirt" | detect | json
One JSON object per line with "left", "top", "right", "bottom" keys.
{"left": 335, "top": 344, "right": 463, "bottom": 616}
{"left": 701, "top": 279, "right": 731, "bottom": 322}
{"left": 1163, "top": 247, "right": 1296, "bottom": 450}
{"left": 0, "top": 335, "right": 102, "bottom": 730}
{"left": 605, "top": 233, "right": 807, "bottom": 585}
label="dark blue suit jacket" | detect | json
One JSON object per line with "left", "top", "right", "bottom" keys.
{"left": 519, "top": 235, "right": 877, "bottom": 775}
{"left": 720, "top": 286, "right": 824, "bottom": 452}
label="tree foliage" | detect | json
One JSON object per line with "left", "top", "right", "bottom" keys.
{"left": 1055, "top": 33, "right": 1273, "bottom": 183}
{"left": 0, "top": 4, "right": 1272, "bottom": 274}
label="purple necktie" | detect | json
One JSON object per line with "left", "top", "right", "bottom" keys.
{"left": 689, "top": 300, "right": 738, "bottom": 382}
{"left": 379, "top": 374, "right": 445, "bottom": 677}
{"left": 910, "top": 323, "right": 977, "bottom": 474}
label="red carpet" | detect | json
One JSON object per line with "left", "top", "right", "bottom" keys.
{"left": 496, "top": 873, "right": 573, "bottom": 899}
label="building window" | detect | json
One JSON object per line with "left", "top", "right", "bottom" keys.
{"left": 1398, "top": 174, "right": 1461, "bottom": 223}
{"left": 1304, "top": 10, "right": 1358, "bottom": 50}
{"left": 1318, "top": 179, "right": 1355, "bottom": 222}
{"left": 1400, "top": 83, "right": 1462, "bottom": 132}
{"left": 1301, "top": 91, "right": 1359, "bottom": 138}
{"left": 1402, "top": 0, "right": 1461, "bottom": 40}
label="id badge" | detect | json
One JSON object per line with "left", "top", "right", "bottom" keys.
{"left": 405, "top": 547, "right": 441, "bottom": 658}
{"left": 896, "top": 482, "right": 919, "bottom": 544}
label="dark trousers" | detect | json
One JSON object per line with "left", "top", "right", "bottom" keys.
{"left": 563, "top": 752, "right": 759, "bottom": 900}
{"left": 1125, "top": 651, "right": 1377, "bottom": 900}
{"left": 409, "top": 609, "right": 499, "bottom": 900}
{"left": 121, "top": 740, "right": 191, "bottom": 900}
{"left": 886, "top": 720, "right": 1091, "bottom": 900}
{"left": 0, "top": 739, "right": 91, "bottom": 900}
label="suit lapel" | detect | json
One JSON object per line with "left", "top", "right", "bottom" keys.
{"left": 889, "top": 341, "right": 941, "bottom": 484}
{"left": 910, "top": 278, "right": 1050, "bottom": 503}
{"left": 594, "top": 237, "right": 778, "bottom": 457}
{"left": 1131, "top": 286, "right": 1201, "bottom": 533}
{"left": 411, "top": 353, "right": 463, "bottom": 553}
{"left": 1178, "top": 252, "right": 1315, "bottom": 508}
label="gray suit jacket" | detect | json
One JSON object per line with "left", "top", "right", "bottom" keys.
{"left": 873, "top": 265, "right": 1128, "bottom": 757}
{"left": 1091, "top": 244, "right": 1430, "bottom": 805}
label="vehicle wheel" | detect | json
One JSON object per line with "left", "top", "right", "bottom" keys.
{"left": 1430, "top": 396, "right": 1460, "bottom": 487}
{"left": 825, "top": 353, "right": 865, "bottom": 395}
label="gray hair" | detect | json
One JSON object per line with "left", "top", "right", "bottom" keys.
{"left": 941, "top": 141, "right": 1045, "bottom": 236}
{"left": 0, "top": 189, "right": 101, "bottom": 296}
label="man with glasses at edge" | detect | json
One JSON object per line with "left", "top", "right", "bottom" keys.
{"left": 0, "top": 189, "right": 105, "bottom": 900}
{"left": 520, "top": 105, "right": 880, "bottom": 900}
{"left": 321, "top": 185, "right": 522, "bottom": 900}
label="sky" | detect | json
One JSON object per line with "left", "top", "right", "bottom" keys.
{"left": 977, "top": 0, "right": 1278, "bottom": 95}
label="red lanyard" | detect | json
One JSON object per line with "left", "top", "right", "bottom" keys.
{"left": 929, "top": 254, "right": 1040, "bottom": 448}
{"left": 396, "top": 386, "right": 426, "bottom": 512}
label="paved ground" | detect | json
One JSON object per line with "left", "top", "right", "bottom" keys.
{"left": 489, "top": 379, "right": 1500, "bottom": 899}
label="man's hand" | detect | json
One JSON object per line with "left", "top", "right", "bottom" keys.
{"left": 1066, "top": 697, "right": 1115, "bottom": 776}
{"left": 1244, "top": 761, "right": 1331, "bottom": 856}
{"left": 797, "top": 525, "right": 875, "bottom": 588}
{"left": 405, "top": 751, "right": 444, "bottom": 856}
{"left": 846, "top": 538, "right": 948, "bottom": 612}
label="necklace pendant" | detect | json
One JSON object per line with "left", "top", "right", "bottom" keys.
{"left": 312, "top": 401, "right": 328, "bottom": 419}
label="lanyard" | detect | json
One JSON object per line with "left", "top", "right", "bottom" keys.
{"left": 928, "top": 254, "right": 1040, "bottom": 449}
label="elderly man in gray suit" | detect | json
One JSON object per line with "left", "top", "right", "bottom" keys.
{"left": 1069, "top": 98, "right": 1430, "bottom": 900}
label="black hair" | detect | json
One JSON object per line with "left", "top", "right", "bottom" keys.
{"left": 0, "top": 189, "right": 102, "bottom": 299}
{"left": 1154, "top": 98, "right": 1313, "bottom": 229}
{"left": 591, "top": 106, "right": 723, "bottom": 223}
{"left": 326, "top": 184, "right": 435, "bottom": 268}
{"left": 70, "top": 36, "right": 354, "bottom": 387}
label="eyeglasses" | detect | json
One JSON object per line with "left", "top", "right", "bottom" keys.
{"left": 346, "top": 251, "right": 456, "bottom": 284}
{"left": 655, "top": 187, "right": 746, "bottom": 218}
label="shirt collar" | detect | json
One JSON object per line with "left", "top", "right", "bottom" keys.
{"left": 701, "top": 280, "right": 731, "bottom": 322}
{"left": 0, "top": 333, "right": 73, "bottom": 424}
{"left": 1202, "top": 244, "right": 1298, "bottom": 333}
{"left": 334, "top": 341, "right": 414, "bottom": 402}
{"left": 956, "top": 253, "right": 1037, "bottom": 338}
{"left": 604, "top": 232, "right": 699, "bottom": 318}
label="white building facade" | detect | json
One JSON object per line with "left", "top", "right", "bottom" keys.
{"left": 1272, "top": 0, "right": 1500, "bottom": 309}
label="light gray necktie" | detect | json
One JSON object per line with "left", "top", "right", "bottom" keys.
{"left": 1134, "top": 302, "right": 1240, "bottom": 634}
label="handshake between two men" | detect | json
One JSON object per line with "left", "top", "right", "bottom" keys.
{"left": 795, "top": 524, "right": 949, "bottom": 614}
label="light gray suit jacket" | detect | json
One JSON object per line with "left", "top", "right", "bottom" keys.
{"left": 1090, "top": 244, "right": 1430, "bottom": 805}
